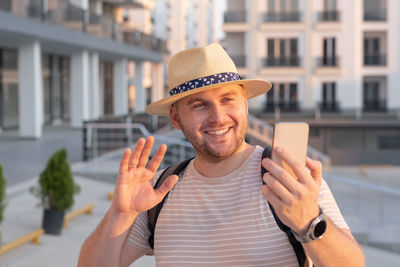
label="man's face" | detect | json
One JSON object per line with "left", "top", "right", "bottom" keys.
{"left": 170, "top": 84, "right": 249, "bottom": 162}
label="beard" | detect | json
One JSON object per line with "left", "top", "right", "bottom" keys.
{"left": 178, "top": 115, "right": 248, "bottom": 162}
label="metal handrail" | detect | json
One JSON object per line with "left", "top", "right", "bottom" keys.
{"left": 324, "top": 173, "right": 400, "bottom": 197}
{"left": 247, "top": 115, "right": 331, "bottom": 170}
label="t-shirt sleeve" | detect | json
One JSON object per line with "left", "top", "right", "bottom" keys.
{"left": 124, "top": 170, "right": 165, "bottom": 255}
{"left": 318, "top": 178, "right": 349, "bottom": 229}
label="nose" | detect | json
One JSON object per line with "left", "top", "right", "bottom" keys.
{"left": 207, "top": 102, "right": 226, "bottom": 124}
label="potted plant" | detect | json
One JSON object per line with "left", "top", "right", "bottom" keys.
{"left": 0, "top": 164, "right": 6, "bottom": 244}
{"left": 31, "top": 149, "right": 80, "bottom": 235}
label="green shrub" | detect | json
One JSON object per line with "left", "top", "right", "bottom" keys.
{"left": 31, "top": 149, "right": 80, "bottom": 211}
{"left": 0, "top": 164, "right": 6, "bottom": 224}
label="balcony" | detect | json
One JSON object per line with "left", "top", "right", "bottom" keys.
{"left": 318, "top": 102, "right": 340, "bottom": 112}
{"left": 261, "top": 57, "right": 301, "bottom": 67}
{"left": 261, "top": 12, "right": 301, "bottom": 23}
{"left": 364, "top": 55, "right": 387, "bottom": 66}
{"left": 224, "top": 11, "right": 247, "bottom": 23}
{"left": 363, "top": 100, "right": 387, "bottom": 112}
{"left": 0, "top": 0, "right": 167, "bottom": 53}
{"left": 317, "top": 11, "right": 340, "bottom": 22}
{"left": 364, "top": 10, "right": 387, "bottom": 21}
{"left": 317, "top": 56, "right": 339, "bottom": 67}
{"left": 265, "top": 102, "right": 299, "bottom": 112}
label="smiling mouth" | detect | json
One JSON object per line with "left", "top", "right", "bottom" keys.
{"left": 205, "top": 127, "right": 230, "bottom": 136}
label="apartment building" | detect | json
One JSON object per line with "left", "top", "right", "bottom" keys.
{"left": 223, "top": 0, "right": 400, "bottom": 164}
{"left": 0, "top": 0, "right": 168, "bottom": 139}
{"left": 167, "top": 0, "right": 216, "bottom": 56}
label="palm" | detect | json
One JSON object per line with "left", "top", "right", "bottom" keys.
{"left": 112, "top": 137, "right": 178, "bottom": 215}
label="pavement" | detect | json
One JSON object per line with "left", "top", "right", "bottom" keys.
{"left": 0, "top": 125, "right": 82, "bottom": 187}
{"left": 0, "top": 126, "right": 400, "bottom": 266}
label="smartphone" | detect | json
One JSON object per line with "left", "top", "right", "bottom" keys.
{"left": 271, "top": 122, "right": 309, "bottom": 179}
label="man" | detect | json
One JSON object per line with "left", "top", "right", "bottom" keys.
{"left": 78, "top": 43, "right": 364, "bottom": 266}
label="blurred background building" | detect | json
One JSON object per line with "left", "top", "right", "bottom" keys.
{"left": 0, "top": 0, "right": 216, "bottom": 137}
{"left": 222, "top": 0, "right": 400, "bottom": 164}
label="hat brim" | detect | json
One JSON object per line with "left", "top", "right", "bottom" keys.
{"left": 145, "top": 79, "right": 272, "bottom": 116}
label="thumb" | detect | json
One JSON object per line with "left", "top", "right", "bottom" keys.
{"left": 154, "top": 175, "right": 179, "bottom": 201}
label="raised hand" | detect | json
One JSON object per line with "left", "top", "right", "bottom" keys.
{"left": 261, "top": 147, "right": 322, "bottom": 234}
{"left": 111, "top": 136, "right": 179, "bottom": 216}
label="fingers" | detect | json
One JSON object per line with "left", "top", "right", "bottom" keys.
{"left": 154, "top": 175, "right": 179, "bottom": 201}
{"left": 262, "top": 157, "right": 299, "bottom": 194}
{"left": 273, "top": 147, "right": 313, "bottom": 185}
{"left": 128, "top": 138, "right": 146, "bottom": 169}
{"left": 147, "top": 144, "right": 167, "bottom": 173}
{"left": 261, "top": 185, "right": 282, "bottom": 210}
{"left": 119, "top": 148, "right": 131, "bottom": 176}
{"left": 306, "top": 157, "right": 323, "bottom": 187}
{"left": 137, "top": 136, "right": 155, "bottom": 168}
{"left": 262, "top": 172, "right": 292, "bottom": 204}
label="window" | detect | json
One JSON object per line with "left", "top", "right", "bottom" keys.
{"left": 265, "top": 82, "right": 298, "bottom": 111}
{"left": 322, "top": 38, "right": 336, "bottom": 66}
{"left": 321, "top": 82, "right": 337, "bottom": 111}
{"left": 364, "top": 37, "right": 386, "bottom": 66}
{"left": 320, "top": 0, "right": 339, "bottom": 21}
{"left": 266, "top": 0, "right": 300, "bottom": 22}
{"left": 266, "top": 38, "right": 299, "bottom": 66}
{"left": 364, "top": 0, "right": 387, "bottom": 21}
{"left": 363, "top": 76, "right": 387, "bottom": 111}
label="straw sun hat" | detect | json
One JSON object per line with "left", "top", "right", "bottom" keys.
{"left": 145, "top": 43, "right": 272, "bottom": 116}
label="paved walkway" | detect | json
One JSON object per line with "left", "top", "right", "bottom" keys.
{"left": 0, "top": 125, "right": 82, "bottom": 186}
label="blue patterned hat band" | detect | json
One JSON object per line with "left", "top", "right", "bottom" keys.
{"left": 169, "top": 72, "right": 241, "bottom": 96}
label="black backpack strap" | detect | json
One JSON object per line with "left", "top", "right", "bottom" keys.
{"left": 147, "top": 157, "right": 194, "bottom": 249}
{"left": 261, "top": 146, "right": 307, "bottom": 267}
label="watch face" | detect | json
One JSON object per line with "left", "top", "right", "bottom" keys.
{"left": 314, "top": 220, "right": 327, "bottom": 238}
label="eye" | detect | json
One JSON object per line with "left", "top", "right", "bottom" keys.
{"left": 192, "top": 103, "right": 206, "bottom": 110}
{"left": 222, "top": 97, "right": 234, "bottom": 103}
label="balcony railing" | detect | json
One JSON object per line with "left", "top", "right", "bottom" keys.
{"left": 317, "top": 56, "right": 340, "bottom": 67}
{"left": 364, "top": 55, "right": 387, "bottom": 66}
{"left": 265, "top": 102, "right": 299, "bottom": 112}
{"left": 261, "top": 12, "right": 301, "bottom": 22}
{"left": 261, "top": 57, "right": 301, "bottom": 67}
{"left": 363, "top": 100, "right": 387, "bottom": 112}
{"left": 317, "top": 11, "right": 340, "bottom": 22}
{"left": 0, "top": 0, "right": 167, "bottom": 53}
{"left": 231, "top": 55, "right": 246, "bottom": 67}
{"left": 318, "top": 101, "right": 340, "bottom": 112}
{"left": 224, "top": 11, "right": 247, "bottom": 23}
{"left": 364, "top": 10, "right": 387, "bottom": 21}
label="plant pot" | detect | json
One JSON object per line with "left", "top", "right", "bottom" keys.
{"left": 42, "top": 209, "right": 65, "bottom": 235}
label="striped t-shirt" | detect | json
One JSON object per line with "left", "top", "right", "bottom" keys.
{"left": 126, "top": 146, "right": 349, "bottom": 266}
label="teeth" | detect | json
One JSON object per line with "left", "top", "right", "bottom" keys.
{"left": 207, "top": 128, "right": 229, "bottom": 136}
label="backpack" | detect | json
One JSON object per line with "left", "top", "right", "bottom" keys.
{"left": 147, "top": 146, "right": 307, "bottom": 267}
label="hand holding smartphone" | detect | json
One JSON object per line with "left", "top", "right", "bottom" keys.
{"left": 271, "top": 122, "right": 309, "bottom": 179}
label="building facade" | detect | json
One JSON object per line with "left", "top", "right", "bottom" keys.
{"left": 222, "top": 0, "right": 400, "bottom": 164}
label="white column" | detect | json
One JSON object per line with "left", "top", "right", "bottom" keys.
{"left": 387, "top": 0, "right": 400, "bottom": 110}
{"left": 113, "top": 58, "right": 128, "bottom": 116}
{"left": 89, "top": 52, "right": 101, "bottom": 119}
{"left": 151, "top": 62, "right": 164, "bottom": 103}
{"left": 134, "top": 61, "right": 146, "bottom": 113}
{"left": 70, "top": 50, "right": 90, "bottom": 128}
{"left": 304, "top": 0, "right": 313, "bottom": 109}
{"left": 18, "top": 40, "right": 43, "bottom": 138}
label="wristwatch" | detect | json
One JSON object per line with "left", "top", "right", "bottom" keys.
{"left": 292, "top": 208, "right": 327, "bottom": 243}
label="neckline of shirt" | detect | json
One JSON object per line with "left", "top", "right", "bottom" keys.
{"left": 187, "top": 146, "right": 263, "bottom": 185}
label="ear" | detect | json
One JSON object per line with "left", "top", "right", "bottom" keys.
{"left": 169, "top": 104, "right": 182, "bottom": 130}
